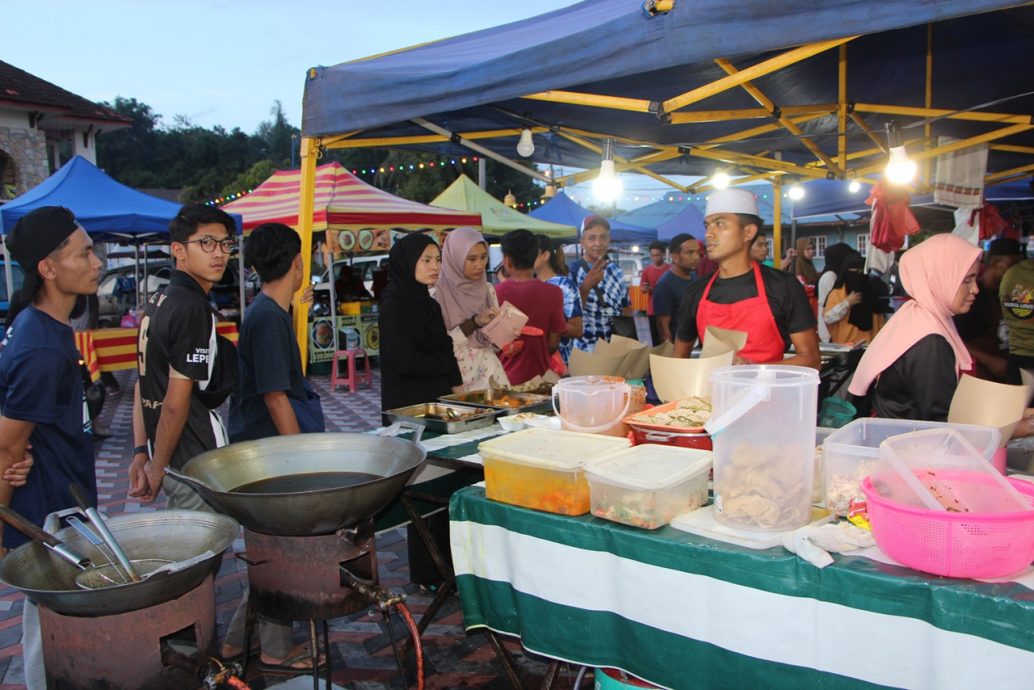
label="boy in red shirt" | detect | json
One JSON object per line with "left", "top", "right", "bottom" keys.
{"left": 495, "top": 230, "right": 566, "bottom": 384}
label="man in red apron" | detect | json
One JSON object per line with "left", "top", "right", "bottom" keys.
{"left": 672, "top": 189, "right": 820, "bottom": 368}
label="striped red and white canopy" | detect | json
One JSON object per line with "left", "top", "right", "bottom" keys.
{"left": 223, "top": 162, "right": 482, "bottom": 233}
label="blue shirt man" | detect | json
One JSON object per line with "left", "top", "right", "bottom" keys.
{"left": 571, "top": 215, "right": 631, "bottom": 352}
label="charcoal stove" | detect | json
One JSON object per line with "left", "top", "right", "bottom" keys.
{"left": 0, "top": 511, "right": 241, "bottom": 690}
{"left": 171, "top": 432, "right": 428, "bottom": 689}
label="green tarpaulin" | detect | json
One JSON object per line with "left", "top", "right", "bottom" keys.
{"left": 430, "top": 175, "right": 576, "bottom": 239}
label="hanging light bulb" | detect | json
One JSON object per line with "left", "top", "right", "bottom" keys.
{"left": 788, "top": 179, "right": 805, "bottom": 201}
{"left": 593, "top": 138, "right": 623, "bottom": 203}
{"left": 516, "top": 128, "right": 535, "bottom": 157}
{"left": 504, "top": 190, "right": 517, "bottom": 207}
{"left": 883, "top": 122, "right": 916, "bottom": 186}
{"left": 711, "top": 169, "right": 731, "bottom": 189}
{"left": 542, "top": 183, "right": 557, "bottom": 200}
{"left": 848, "top": 179, "right": 862, "bottom": 194}
{"left": 885, "top": 146, "right": 917, "bottom": 186}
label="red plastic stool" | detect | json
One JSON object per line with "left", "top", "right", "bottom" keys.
{"left": 330, "top": 348, "right": 372, "bottom": 392}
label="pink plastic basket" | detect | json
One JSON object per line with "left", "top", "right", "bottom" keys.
{"left": 860, "top": 477, "right": 1034, "bottom": 579}
{"left": 861, "top": 476, "right": 1034, "bottom": 579}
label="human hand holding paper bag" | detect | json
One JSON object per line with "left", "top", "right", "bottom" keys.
{"left": 481, "top": 301, "right": 528, "bottom": 348}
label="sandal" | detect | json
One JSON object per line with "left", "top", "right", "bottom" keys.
{"left": 258, "top": 650, "right": 328, "bottom": 675}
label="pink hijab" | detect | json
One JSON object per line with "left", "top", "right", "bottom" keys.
{"left": 434, "top": 227, "right": 494, "bottom": 347}
{"left": 849, "top": 233, "right": 981, "bottom": 396}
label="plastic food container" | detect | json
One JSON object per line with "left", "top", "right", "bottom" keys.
{"left": 709, "top": 366, "right": 819, "bottom": 532}
{"left": 862, "top": 475, "right": 1034, "bottom": 579}
{"left": 585, "top": 445, "right": 711, "bottom": 529}
{"left": 478, "top": 429, "right": 631, "bottom": 515}
{"left": 822, "top": 419, "right": 1000, "bottom": 517}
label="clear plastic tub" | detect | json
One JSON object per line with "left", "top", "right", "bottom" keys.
{"left": 822, "top": 418, "right": 1000, "bottom": 516}
{"left": 585, "top": 445, "right": 711, "bottom": 529}
{"left": 877, "top": 428, "right": 1026, "bottom": 513}
{"left": 478, "top": 428, "right": 631, "bottom": 515}
{"left": 709, "top": 366, "right": 819, "bottom": 532}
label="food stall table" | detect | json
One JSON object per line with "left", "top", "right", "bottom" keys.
{"left": 450, "top": 485, "right": 1034, "bottom": 690}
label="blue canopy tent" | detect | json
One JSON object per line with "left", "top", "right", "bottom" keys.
{"left": 529, "top": 190, "right": 654, "bottom": 243}
{"left": 0, "top": 155, "right": 244, "bottom": 310}
{"left": 292, "top": 0, "right": 1031, "bottom": 362}
{"left": 616, "top": 200, "right": 706, "bottom": 242}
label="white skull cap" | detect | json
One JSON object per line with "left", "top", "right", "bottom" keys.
{"left": 705, "top": 188, "right": 759, "bottom": 217}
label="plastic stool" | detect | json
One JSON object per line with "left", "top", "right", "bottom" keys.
{"left": 330, "top": 348, "right": 372, "bottom": 392}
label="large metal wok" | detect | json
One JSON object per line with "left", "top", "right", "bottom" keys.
{"left": 0, "top": 510, "right": 238, "bottom": 617}
{"left": 165, "top": 432, "right": 427, "bottom": 536}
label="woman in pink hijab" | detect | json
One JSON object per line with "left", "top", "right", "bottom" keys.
{"left": 434, "top": 227, "right": 509, "bottom": 390}
{"left": 849, "top": 233, "right": 981, "bottom": 421}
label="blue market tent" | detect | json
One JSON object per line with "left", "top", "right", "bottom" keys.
{"left": 300, "top": 0, "right": 1031, "bottom": 179}
{"left": 0, "top": 156, "right": 242, "bottom": 239}
{"left": 529, "top": 191, "right": 653, "bottom": 243}
{"left": 616, "top": 200, "right": 705, "bottom": 242}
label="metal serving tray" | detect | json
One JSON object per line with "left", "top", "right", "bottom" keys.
{"left": 383, "top": 402, "right": 498, "bottom": 434}
{"left": 438, "top": 390, "right": 552, "bottom": 415}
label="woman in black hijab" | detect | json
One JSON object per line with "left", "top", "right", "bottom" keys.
{"left": 825, "top": 249, "right": 885, "bottom": 344}
{"left": 378, "top": 233, "right": 463, "bottom": 413}
{"left": 817, "top": 242, "right": 853, "bottom": 342}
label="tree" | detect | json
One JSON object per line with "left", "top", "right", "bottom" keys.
{"left": 256, "top": 101, "right": 299, "bottom": 168}
{"left": 221, "top": 160, "right": 278, "bottom": 197}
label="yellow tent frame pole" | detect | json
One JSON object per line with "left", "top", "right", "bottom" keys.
{"left": 853, "top": 103, "right": 1032, "bottom": 125}
{"left": 661, "top": 36, "right": 856, "bottom": 113}
{"left": 849, "top": 112, "right": 888, "bottom": 151}
{"left": 325, "top": 127, "right": 550, "bottom": 150}
{"left": 772, "top": 177, "right": 783, "bottom": 262}
{"left": 924, "top": 23, "right": 934, "bottom": 186}
{"left": 838, "top": 45, "right": 848, "bottom": 169}
{"left": 411, "top": 118, "right": 551, "bottom": 183}
{"left": 521, "top": 90, "right": 652, "bottom": 113}
{"left": 985, "top": 162, "right": 1034, "bottom": 184}
{"left": 294, "top": 136, "right": 319, "bottom": 371}
{"left": 714, "top": 58, "right": 843, "bottom": 174}
{"left": 684, "top": 146, "right": 831, "bottom": 179}
{"left": 992, "top": 144, "right": 1034, "bottom": 155}
{"left": 553, "top": 131, "right": 688, "bottom": 190}
{"left": 853, "top": 122, "right": 1033, "bottom": 176}
{"left": 666, "top": 103, "right": 837, "bottom": 125}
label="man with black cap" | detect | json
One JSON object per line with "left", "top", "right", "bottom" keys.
{"left": 672, "top": 189, "right": 820, "bottom": 368}
{"left": 954, "top": 237, "right": 1024, "bottom": 382}
{"left": 0, "top": 205, "right": 102, "bottom": 690}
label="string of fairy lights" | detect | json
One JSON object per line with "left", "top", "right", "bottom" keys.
{"left": 206, "top": 159, "right": 779, "bottom": 210}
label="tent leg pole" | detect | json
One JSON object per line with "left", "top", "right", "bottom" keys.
{"left": 478, "top": 158, "right": 487, "bottom": 190}
{"left": 238, "top": 247, "right": 245, "bottom": 321}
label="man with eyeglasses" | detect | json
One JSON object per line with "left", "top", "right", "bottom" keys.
{"left": 672, "top": 189, "right": 819, "bottom": 368}
{"left": 130, "top": 203, "right": 239, "bottom": 504}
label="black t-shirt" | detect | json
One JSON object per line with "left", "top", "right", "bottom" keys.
{"left": 228, "top": 293, "right": 307, "bottom": 442}
{"left": 138, "top": 270, "right": 225, "bottom": 470}
{"left": 0, "top": 307, "right": 96, "bottom": 548}
{"left": 872, "top": 334, "right": 958, "bottom": 421}
{"left": 653, "top": 270, "right": 694, "bottom": 337}
{"left": 675, "top": 263, "right": 816, "bottom": 349}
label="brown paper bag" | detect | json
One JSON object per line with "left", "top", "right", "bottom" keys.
{"left": 948, "top": 374, "right": 1028, "bottom": 447}
{"left": 700, "top": 326, "right": 748, "bottom": 359}
{"left": 649, "top": 351, "right": 735, "bottom": 402}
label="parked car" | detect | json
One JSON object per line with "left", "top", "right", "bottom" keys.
{"left": 97, "top": 262, "right": 172, "bottom": 327}
{"left": 0, "top": 261, "right": 26, "bottom": 328}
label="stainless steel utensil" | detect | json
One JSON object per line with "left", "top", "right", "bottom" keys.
{"left": 69, "top": 483, "right": 140, "bottom": 582}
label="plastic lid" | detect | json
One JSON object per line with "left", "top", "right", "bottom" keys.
{"left": 878, "top": 428, "right": 1029, "bottom": 513}
{"left": 825, "top": 418, "right": 1000, "bottom": 460}
{"left": 585, "top": 445, "right": 712, "bottom": 490}
{"left": 478, "top": 428, "right": 631, "bottom": 470}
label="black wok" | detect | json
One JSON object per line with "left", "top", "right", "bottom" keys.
{"left": 166, "top": 432, "right": 426, "bottom": 536}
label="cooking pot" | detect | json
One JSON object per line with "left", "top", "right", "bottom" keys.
{"left": 0, "top": 510, "right": 238, "bottom": 617}
{"left": 166, "top": 432, "right": 426, "bottom": 536}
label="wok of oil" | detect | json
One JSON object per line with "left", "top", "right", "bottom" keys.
{"left": 233, "top": 471, "right": 380, "bottom": 494}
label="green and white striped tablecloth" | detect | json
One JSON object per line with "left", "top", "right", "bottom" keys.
{"left": 450, "top": 486, "right": 1034, "bottom": 690}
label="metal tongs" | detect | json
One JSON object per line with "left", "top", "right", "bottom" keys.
{"left": 68, "top": 483, "right": 140, "bottom": 582}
